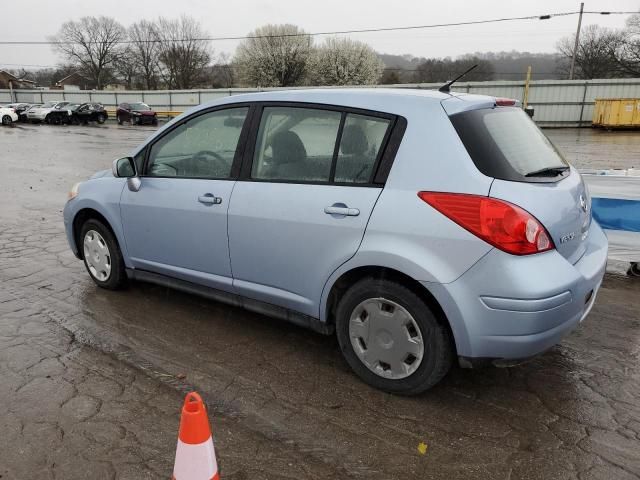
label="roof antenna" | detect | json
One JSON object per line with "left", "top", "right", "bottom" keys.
{"left": 438, "top": 64, "right": 478, "bottom": 93}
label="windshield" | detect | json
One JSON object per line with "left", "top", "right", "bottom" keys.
{"left": 450, "top": 107, "right": 568, "bottom": 182}
{"left": 131, "top": 103, "right": 151, "bottom": 111}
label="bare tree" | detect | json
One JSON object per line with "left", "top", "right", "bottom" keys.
{"left": 412, "top": 56, "right": 494, "bottom": 83}
{"left": 50, "top": 16, "right": 126, "bottom": 89}
{"left": 113, "top": 47, "right": 138, "bottom": 88}
{"left": 556, "top": 24, "right": 622, "bottom": 79}
{"left": 210, "top": 53, "right": 235, "bottom": 88}
{"left": 156, "top": 16, "right": 211, "bottom": 89}
{"left": 613, "top": 14, "right": 640, "bottom": 77}
{"left": 129, "top": 20, "right": 162, "bottom": 89}
{"left": 308, "top": 37, "right": 384, "bottom": 86}
{"left": 379, "top": 69, "right": 402, "bottom": 85}
{"left": 235, "top": 24, "right": 312, "bottom": 87}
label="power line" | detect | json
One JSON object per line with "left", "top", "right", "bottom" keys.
{"left": 0, "top": 62, "right": 560, "bottom": 76}
{"left": 0, "top": 10, "right": 635, "bottom": 46}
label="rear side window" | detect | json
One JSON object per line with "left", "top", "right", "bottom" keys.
{"left": 252, "top": 107, "right": 342, "bottom": 182}
{"left": 251, "top": 107, "right": 393, "bottom": 184}
{"left": 335, "top": 114, "right": 391, "bottom": 183}
{"left": 450, "top": 107, "right": 568, "bottom": 182}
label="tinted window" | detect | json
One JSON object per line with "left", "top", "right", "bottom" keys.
{"left": 252, "top": 107, "right": 341, "bottom": 182}
{"left": 131, "top": 103, "right": 151, "bottom": 111}
{"left": 334, "top": 114, "right": 391, "bottom": 183}
{"left": 146, "top": 107, "right": 248, "bottom": 179}
{"left": 450, "top": 107, "right": 568, "bottom": 182}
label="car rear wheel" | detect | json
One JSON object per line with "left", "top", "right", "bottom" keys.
{"left": 629, "top": 262, "right": 640, "bottom": 278}
{"left": 1, "top": 115, "right": 12, "bottom": 126}
{"left": 336, "top": 278, "right": 452, "bottom": 395}
{"left": 97, "top": 114, "right": 106, "bottom": 124}
{"left": 80, "top": 219, "right": 127, "bottom": 290}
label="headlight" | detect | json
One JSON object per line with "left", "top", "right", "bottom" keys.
{"left": 68, "top": 182, "right": 81, "bottom": 201}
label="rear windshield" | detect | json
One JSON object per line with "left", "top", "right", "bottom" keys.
{"left": 450, "top": 107, "right": 568, "bottom": 182}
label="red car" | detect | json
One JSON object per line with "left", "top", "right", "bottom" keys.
{"left": 116, "top": 102, "right": 158, "bottom": 126}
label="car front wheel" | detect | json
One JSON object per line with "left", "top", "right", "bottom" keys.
{"left": 97, "top": 114, "right": 106, "bottom": 124}
{"left": 336, "top": 278, "right": 452, "bottom": 395}
{"left": 80, "top": 219, "right": 127, "bottom": 290}
{"left": 1, "top": 115, "right": 12, "bottom": 126}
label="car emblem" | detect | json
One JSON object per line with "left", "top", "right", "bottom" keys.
{"left": 579, "top": 194, "right": 588, "bottom": 213}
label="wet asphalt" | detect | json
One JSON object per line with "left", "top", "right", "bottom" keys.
{"left": 1, "top": 122, "right": 639, "bottom": 479}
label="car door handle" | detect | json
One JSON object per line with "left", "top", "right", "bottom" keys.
{"left": 198, "top": 193, "right": 222, "bottom": 205}
{"left": 324, "top": 205, "right": 360, "bottom": 216}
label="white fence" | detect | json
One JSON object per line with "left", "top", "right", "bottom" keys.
{"left": 2, "top": 78, "right": 640, "bottom": 126}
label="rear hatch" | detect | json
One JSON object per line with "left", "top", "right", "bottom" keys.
{"left": 449, "top": 105, "right": 591, "bottom": 264}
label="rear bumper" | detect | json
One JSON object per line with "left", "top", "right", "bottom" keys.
{"left": 425, "top": 221, "right": 608, "bottom": 361}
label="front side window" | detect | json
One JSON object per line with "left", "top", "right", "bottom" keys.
{"left": 252, "top": 107, "right": 342, "bottom": 182}
{"left": 146, "top": 107, "right": 248, "bottom": 179}
{"left": 334, "top": 114, "right": 391, "bottom": 183}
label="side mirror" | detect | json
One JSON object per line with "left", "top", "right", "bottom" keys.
{"left": 112, "top": 157, "right": 136, "bottom": 178}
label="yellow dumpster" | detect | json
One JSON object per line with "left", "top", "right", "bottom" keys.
{"left": 593, "top": 98, "right": 640, "bottom": 128}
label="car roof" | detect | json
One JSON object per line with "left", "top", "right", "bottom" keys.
{"left": 196, "top": 88, "right": 496, "bottom": 116}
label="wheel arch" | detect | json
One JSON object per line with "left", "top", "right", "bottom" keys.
{"left": 72, "top": 208, "right": 119, "bottom": 260}
{"left": 323, "top": 265, "right": 459, "bottom": 356}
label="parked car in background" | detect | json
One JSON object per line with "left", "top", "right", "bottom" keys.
{"left": 0, "top": 106, "right": 18, "bottom": 126}
{"left": 17, "top": 103, "right": 38, "bottom": 122}
{"left": 116, "top": 102, "right": 158, "bottom": 125}
{"left": 27, "top": 101, "right": 70, "bottom": 123}
{"left": 48, "top": 103, "right": 108, "bottom": 125}
{"left": 64, "top": 89, "right": 608, "bottom": 394}
{"left": 5, "top": 103, "right": 32, "bottom": 121}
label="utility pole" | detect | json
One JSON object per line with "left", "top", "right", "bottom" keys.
{"left": 569, "top": 2, "right": 584, "bottom": 80}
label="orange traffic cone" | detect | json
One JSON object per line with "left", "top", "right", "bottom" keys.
{"left": 172, "top": 392, "right": 220, "bottom": 480}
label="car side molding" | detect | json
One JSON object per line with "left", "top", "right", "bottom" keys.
{"left": 126, "top": 269, "right": 335, "bottom": 336}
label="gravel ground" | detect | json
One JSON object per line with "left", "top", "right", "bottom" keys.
{"left": 1, "top": 122, "right": 639, "bottom": 479}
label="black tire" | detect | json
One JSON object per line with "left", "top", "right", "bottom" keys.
{"left": 335, "top": 278, "right": 452, "bottom": 395}
{"left": 80, "top": 219, "right": 127, "bottom": 290}
{"left": 2, "top": 115, "right": 12, "bottom": 126}
{"left": 151, "top": 118, "right": 158, "bottom": 126}
{"left": 117, "top": 115, "right": 123, "bottom": 125}
{"left": 628, "top": 262, "right": 640, "bottom": 278}
{"left": 44, "top": 114, "right": 51, "bottom": 124}
{"left": 97, "top": 114, "right": 106, "bottom": 124}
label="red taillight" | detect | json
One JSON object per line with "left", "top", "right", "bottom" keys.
{"left": 417, "top": 192, "right": 554, "bottom": 255}
{"left": 495, "top": 97, "right": 516, "bottom": 106}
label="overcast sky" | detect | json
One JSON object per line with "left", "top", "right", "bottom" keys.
{"left": 1, "top": 0, "right": 638, "bottom": 69}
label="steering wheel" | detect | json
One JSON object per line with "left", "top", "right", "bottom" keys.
{"left": 191, "top": 150, "right": 228, "bottom": 177}
{"left": 192, "top": 150, "right": 225, "bottom": 162}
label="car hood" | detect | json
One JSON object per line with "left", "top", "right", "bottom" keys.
{"left": 90, "top": 169, "right": 113, "bottom": 180}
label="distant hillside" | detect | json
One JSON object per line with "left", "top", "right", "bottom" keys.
{"left": 378, "top": 51, "right": 563, "bottom": 82}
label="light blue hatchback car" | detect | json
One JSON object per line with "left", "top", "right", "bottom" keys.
{"left": 64, "top": 89, "right": 608, "bottom": 394}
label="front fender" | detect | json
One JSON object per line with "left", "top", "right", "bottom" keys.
{"left": 63, "top": 179, "right": 130, "bottom": 267}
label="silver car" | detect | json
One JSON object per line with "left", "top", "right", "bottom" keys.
{"left": 63, "top": 89, "right": 608, "bottom": 394}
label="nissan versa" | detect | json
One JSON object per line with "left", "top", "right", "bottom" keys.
{"left": 63, "top": 89, "right": 608, "bottom": 394}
